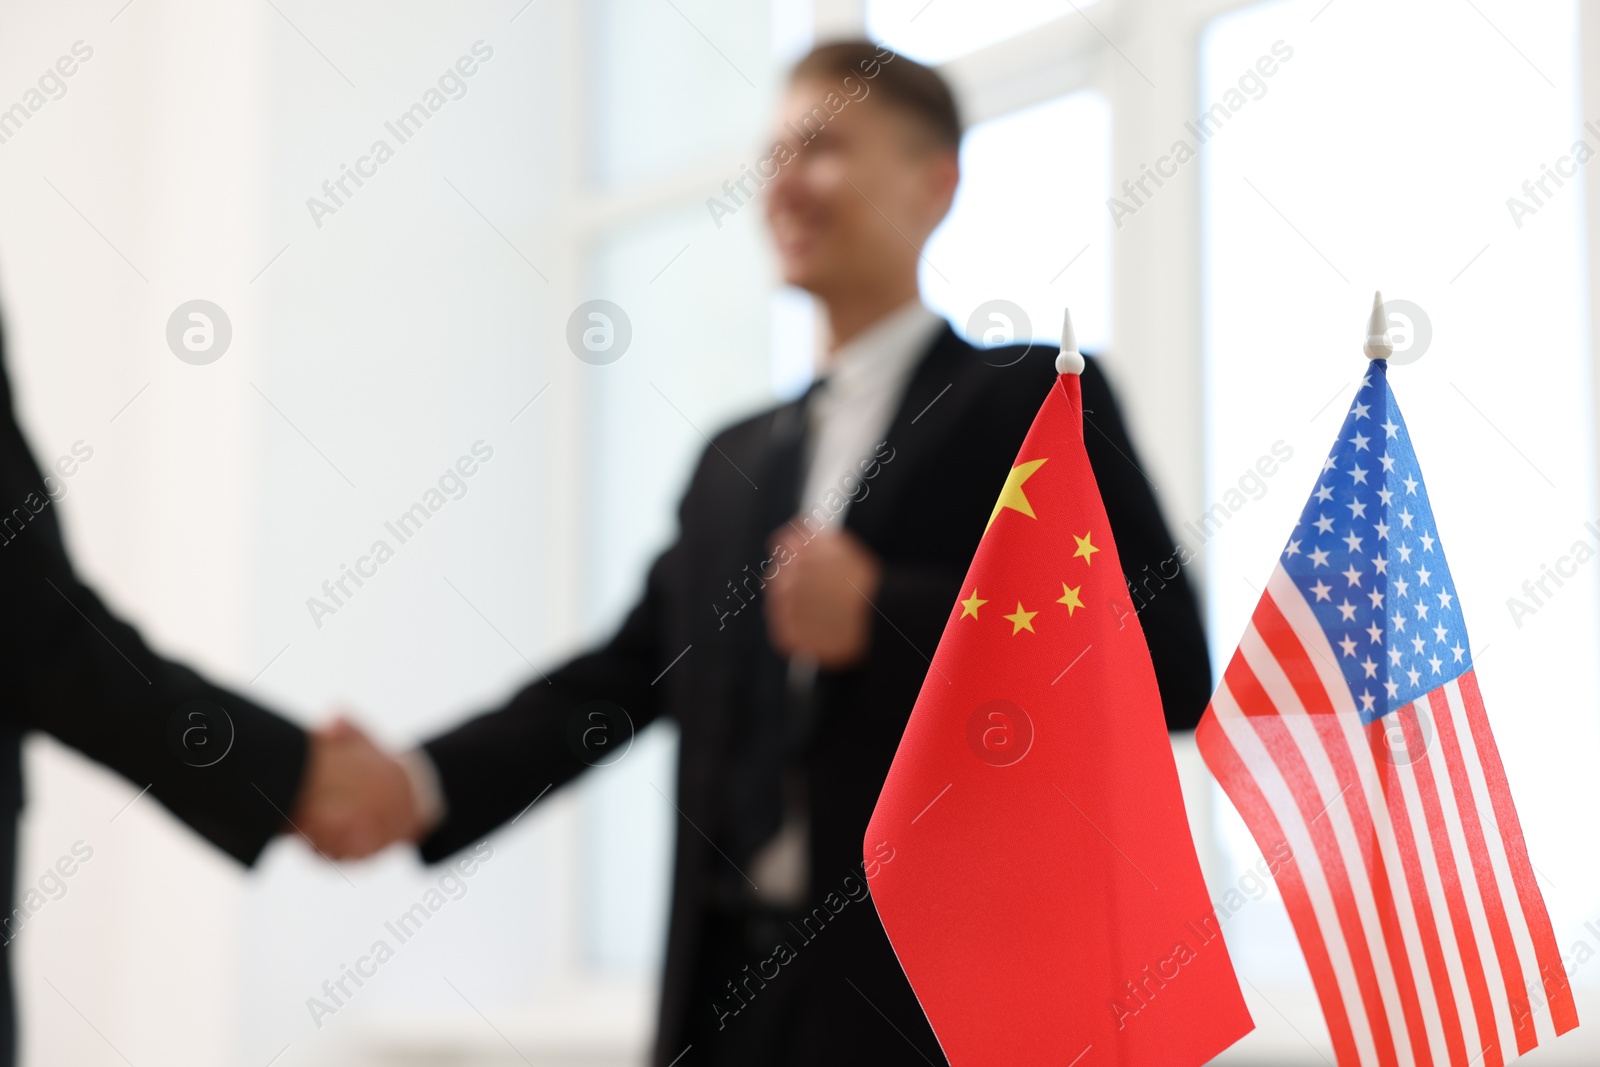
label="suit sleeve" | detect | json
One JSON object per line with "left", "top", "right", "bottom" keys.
{"left": 1, "top": 533, "right": 307, "bottom": 866}
{"left": 1079, "top": 359, "right": 1213, "bottom": 730}
{"left": 418, "top": 522, "right": 681, "bottom": 864}
{"left": 866, "top": 562, "right": 963, "bottom": 681}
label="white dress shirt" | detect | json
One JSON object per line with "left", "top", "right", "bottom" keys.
{"left": 798, "top": 300, "right": 945, "bottom": 527}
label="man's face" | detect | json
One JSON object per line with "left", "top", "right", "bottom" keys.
{"left": 763, "top": 75, "right": 958, "bottom": 299}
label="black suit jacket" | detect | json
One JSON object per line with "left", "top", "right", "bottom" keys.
{"left": 420, "top": 325, "right": 1211, "bottom": 1066}
{"left": 0, "top": 334, "right": 307, "bottom": 1063}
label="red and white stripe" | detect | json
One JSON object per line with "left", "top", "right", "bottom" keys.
{"left": 1197, "top": 565, "right": 1578, "bottom": 1067}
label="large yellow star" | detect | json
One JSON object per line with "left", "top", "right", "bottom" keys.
{"left": 1057, "top": 583, "right": 1084, "bottom": 615}
{"left": 986, "top": 458, "right": 1048, "bottom": 533}
{"left": 959, "top": 589, "right": 987, "bottom": 619}
{"left": 1003, "top": 602, "right": 1037, "bottom": 634}
{"left": 1073, "top": 531, "right": 1100, "bottom": 565}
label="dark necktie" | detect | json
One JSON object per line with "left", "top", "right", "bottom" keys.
{"left": 722, "top": 380, "right": 825, "bottom": 877}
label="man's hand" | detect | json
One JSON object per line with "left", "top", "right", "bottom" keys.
{"left": 291, "top": 717, "right": 421, "bottom": 860}
{"left": 764, "top": 525, "right": 883, "bottom": 668}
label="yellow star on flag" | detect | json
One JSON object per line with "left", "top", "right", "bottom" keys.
{"left": 986, "top": 458, "right": 1048, "bottom": 533}
{"left": 1057, "top": 583, "right": 1084, "bottom": 615}
{"left": 1073, "top": 531, "right": 1100, "bottom": 565}
{"left": 959, "top": 589, "right": 987, "bottom": 619}
{"left": 1003, "top": 602, "right": 1037, "bottom": 634}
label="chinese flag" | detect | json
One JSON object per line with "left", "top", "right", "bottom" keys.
{"left": 866, "top": 366, "right": 1253, "bottom": 1066}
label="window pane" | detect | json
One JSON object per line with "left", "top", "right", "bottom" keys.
{"left": 588, "top": 0, "right": 778, "bottom": 188}
{"left": 868, "top": 0, "right": 1088, "bottom": 65}
{"left": 922, "top": 90, "right": 1111, "bottom": 354}
{"left": 1200, "top": 0, "right": 1597, "bottom": 1029}
{"left": 580, "top": 200, "right": 778, "bottom": 971}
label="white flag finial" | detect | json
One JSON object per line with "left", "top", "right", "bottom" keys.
{"left": 1055, "top": 308, "right": 1084, "bottom": 375}
{"left": 1364, "top": 290, "right": 1392, "bottom": 361}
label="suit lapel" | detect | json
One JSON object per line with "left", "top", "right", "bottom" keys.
{"left": 845, "top": 324, "right": 985, "bottom": 549}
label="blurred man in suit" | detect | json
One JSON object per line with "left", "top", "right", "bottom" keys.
{"left": 319, "top": 40, "right": 1211, "bottom": 1067}
{"left": 0, "top": 331, "right": 418, "bottom": 1064}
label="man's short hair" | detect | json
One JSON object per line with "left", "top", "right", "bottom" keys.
{"left": 789, "top": 40, "right": 962, "bottom": 151}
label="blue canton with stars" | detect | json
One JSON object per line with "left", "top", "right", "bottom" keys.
{"left": 1280, "top": 360, "right": 1472, "bottom": 725}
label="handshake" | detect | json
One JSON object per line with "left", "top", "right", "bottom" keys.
{"left": 287, "top": 718, "right": 438, "bottom": 860}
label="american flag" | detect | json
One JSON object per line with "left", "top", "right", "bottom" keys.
{"left": 1196, "top": 358, "right": 1578, "bottom": 1066}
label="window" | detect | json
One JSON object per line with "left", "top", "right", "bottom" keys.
{"left": 867, "top": 0, "right": 1094, "bottom": 64}
{"left": 1201, "top": 0, "right": 1598, "bottom": 1003}
{"left": 923, "top": 89, "right": 1111, "bottom": 352}
{"left": 578, "top": 2, "right": 794, "bottom": 972}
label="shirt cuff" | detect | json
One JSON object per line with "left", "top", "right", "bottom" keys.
{"left": 396, "top": 747, "right": 447, "bottom": 838}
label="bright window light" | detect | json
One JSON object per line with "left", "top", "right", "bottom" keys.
{"left": 868, "top": 0, "right": 1090, "bottom": 65}
{"left": 922, "top": 89, "right": 1111, "bottom": 353}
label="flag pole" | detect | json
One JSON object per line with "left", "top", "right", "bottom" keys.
{"left": 1055, "top": 307, "right": 1085, "bottom": 375}
{"left": 1364, "top": 290, "right": 1392, "bottom": 361}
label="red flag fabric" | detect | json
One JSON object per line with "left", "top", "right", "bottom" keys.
{"left": 866, "top": 371, "right": 1253, "bottom": 1066}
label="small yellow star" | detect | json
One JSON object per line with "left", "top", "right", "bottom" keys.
{"left": 1057, "top": 583, "right": 1084, "bottom": 615}
{"left": 986, "top": 458, "right": 1048, "bottom": 533}
{"left": 1073, "top": 531, "right": 1100, "bottom": 565}
{"left": 959, "top": 589, "right": 987, "bottom": 619}
{"left": 1003, "top": 602, "right": 1037, "bottom": 634}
